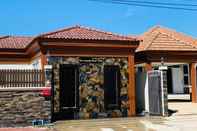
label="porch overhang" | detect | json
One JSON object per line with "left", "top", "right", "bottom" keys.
{"left": 38, "top": 38, "right": 139, "bottom": 56}
{"left": 135, "top": 50, "right": 197, "bottom": 64}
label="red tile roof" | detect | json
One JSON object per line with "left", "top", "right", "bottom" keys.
{"left": 137, "top": 26, "right": 197, "bottom": 52}
{"left": 0, "top": 36, "right": 34, "bottom": 49}
{"left": 39, "top": 25, "right": 138, "bottom": 42}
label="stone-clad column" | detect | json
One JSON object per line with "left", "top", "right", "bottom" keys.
{"left": 161, "top": 70, "right": 168, "bottom": 116}
{"left": 44, "top": 64, "right": 53, "bottom": 122}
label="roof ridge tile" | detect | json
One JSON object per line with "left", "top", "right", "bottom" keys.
{"left": 39, "top": 25, "right": 80, "bottom": 37}
{"left": 39, "top": 25, "right": 138, "bottom": 41}
{"left": 77, "top": 25, "right": 134, "bottom": 39}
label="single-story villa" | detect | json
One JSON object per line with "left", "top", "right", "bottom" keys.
{"left": 0, "top": 26, "right": 139, "bottom": 126}
{"left": 0, "top": 25, "right": 197, "bottom": 126}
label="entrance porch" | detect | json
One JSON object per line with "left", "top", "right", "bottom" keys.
{"left": 49, "top": 57, "right": 130, "bottom": 120}
{"left": 37, "top": 26, "right": 139, "bottom": 121}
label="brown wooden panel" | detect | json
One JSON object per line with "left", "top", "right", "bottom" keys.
{"left": 145, "top": 62, "right": 152, "bottom": 71}
{"left": 128, "top": 55, "right": 136, "bottom": 116}
{"left": 136, "top": 51, "right": 197, "bottom": 64}
{"left": 190, "top": 63, "right": 197, "bottom": 103}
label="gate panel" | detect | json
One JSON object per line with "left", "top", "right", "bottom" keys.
{"left": 148, "top": 71, "right": 162, "bottom": 115}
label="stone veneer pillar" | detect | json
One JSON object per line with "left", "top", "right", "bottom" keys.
{"left": 161, "top": 70, "right": 168, "bottom": 116}
{"left": 44, "top": 64, "right": 53, "bottom": 121}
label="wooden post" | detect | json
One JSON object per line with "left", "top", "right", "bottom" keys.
{"left": 128, "top": 55, "right": 136, "bottom": 116}
{"left": 190, "top": 63, "right": 197, "bottom": 103}
{"left": 41, "top": 53, "right": 47, "bottom": 70}
{"left": 145, "top": 62, "right": 152, "bottom": 72}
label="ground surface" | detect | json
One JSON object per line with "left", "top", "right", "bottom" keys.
{"left": 2, "top": 102, "right": 197, "bottom": 131}
{"left": 53, "top": 115, "right": 197, "bottom": 131}
{"left": 168, "top": 102, "right": 197, "bottom": 115}
{"left": 53, "top": 102, "right": 197, "bottom": 131}
{"left": 0, "top": 127, "right": 48, "bottom": 131}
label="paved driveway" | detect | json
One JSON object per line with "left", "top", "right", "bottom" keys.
{"left": 1, "top": 115, "right": 197, "bottom": 131}
{"left": 2, "top": 102, "right": 197, "bottom": 131}
{"left": 168, "top": 102, "right": 197, "bottom": 115}
{"left": 53, "top": 115, "right": 197, "bottom": 131}
{"left": 53, "top": 102, "right": 197, "bottom": 131}
{"left": 0, "top": 127, "right": 48, "bottom": 131}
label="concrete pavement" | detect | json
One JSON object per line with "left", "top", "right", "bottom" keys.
{"left": 1, "top": 102, "right": 197, "bottom": 131}
{"left": 168, "top": 102, "right": 197, "bottom": 115}
{"left": 53, "top": 115, "right": 197, "bottom": 131}
{"left": 0, "top": 127, "right": 48, "bottom": 131}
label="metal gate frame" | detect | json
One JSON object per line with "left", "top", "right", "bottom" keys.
{"left": 145, "top": 70, "right": 165, "bottom": 116}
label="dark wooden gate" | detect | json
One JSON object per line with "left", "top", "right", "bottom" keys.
{"left": 148, "top": 71, "right": 163, "bottom": 115}
{"left": 58, "top": 64, "right": 79, "bottom": 120}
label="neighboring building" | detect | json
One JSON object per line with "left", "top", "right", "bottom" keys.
{"left": 0, "top": 36, "right": 41, "bottom": 69}
{"left": 135, "top": 26, "right": 197, "bottom": 102}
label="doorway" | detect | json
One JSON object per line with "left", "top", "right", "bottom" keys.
{"left": 104, "top": 65, "right": 121, "bottom": 110}
{"left": 58, "top": 64, "right": 79, "bottom": 120}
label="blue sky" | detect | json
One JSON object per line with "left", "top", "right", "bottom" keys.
{"left": 0, "top": 0, "right": 197, "bottom": 37}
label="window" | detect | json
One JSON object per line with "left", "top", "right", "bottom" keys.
{"left": 184, "top": 76, "right": 189, "bottom": 85}
{"left": 183, "top": 65, "right": 190, "bottom": 85}
{"left": 183, "top": 65, "right": 189, "bottom": 74}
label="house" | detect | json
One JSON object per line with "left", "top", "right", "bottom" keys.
{"left": 0, "top": 25, "right": 140, "bottom": 125}
{"left": 135, "top": 26, "right": 197, "bottom": 103}
{"left": 37, "top": 25, "right": 140, "bottom": 119}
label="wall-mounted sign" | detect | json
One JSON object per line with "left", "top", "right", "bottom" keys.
{"left": 79, "top": 57, "right": 104, "bottom": 63}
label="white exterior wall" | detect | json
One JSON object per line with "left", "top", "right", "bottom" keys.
{"left": 0, "top": 58, "right": 41, "bottom": 69}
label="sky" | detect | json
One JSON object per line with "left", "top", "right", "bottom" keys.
{"left": 0, "top": 0, "right": 197, "bottom": 38}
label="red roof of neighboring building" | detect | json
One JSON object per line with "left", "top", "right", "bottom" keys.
{"left": 39, "top": 25, "right": 138, "bottom": 42}
{"left": 137, "top": 26, "right": 197, "bottom": 52}
{"left": 0, "top": 36, "right": 34, "bottom": 49}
